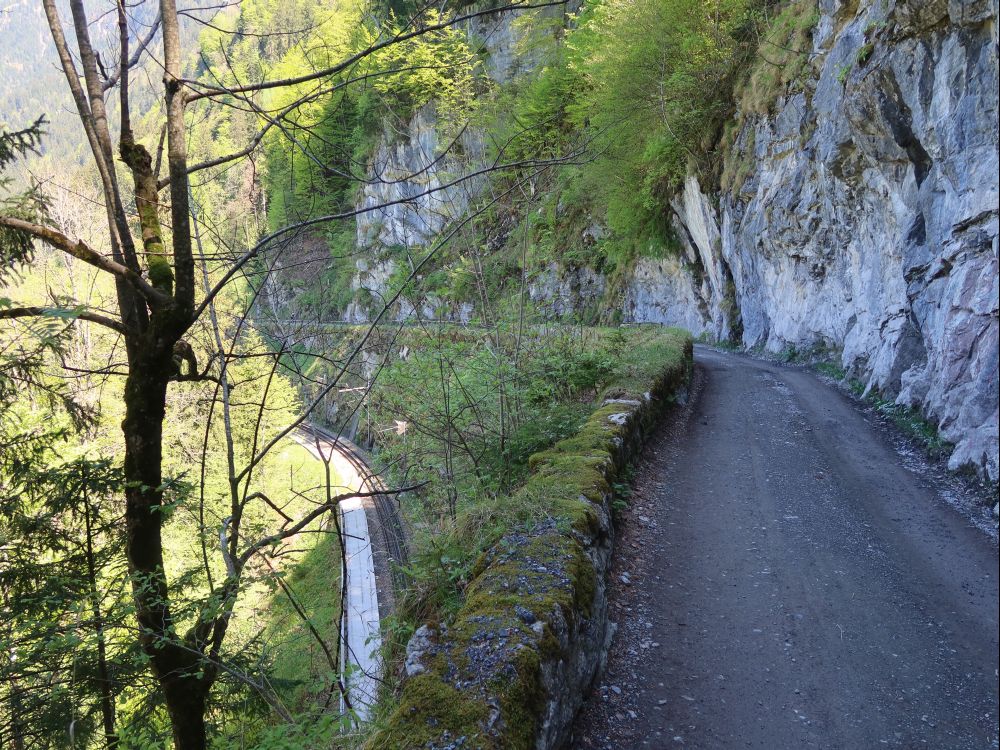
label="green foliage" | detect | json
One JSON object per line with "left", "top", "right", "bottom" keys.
{"left": 836, "top": 61, "right": 852, "bottom": 84}
{"left": 856, "top": 41, "right": 875, "bottom": 65}
{"left": 486, "top": 12, "right": 579, "bottom": 162}
{"left": 364, "top": 11, "right": 480, "bottom": 131}
{"left": 0, "top": 116, "right": 44, "bottom": 172}
{"left": 263, "top": 88, "right": 363, "bottom": 231}
{"left": 472, "top": 0, "right": 792, "bottom": 280}
{"left": 567, "top": 0, "right": 763, "bottom": 232}
{"left": 0, "top": 118, "right": 49, "bottom": 282}
{"left": 370, "top": 328, "right": 621, "bottom": 524}
{"left": 0, "top": 455, "right": 139, "bottom": 750}
{"left": 366, "top": 328, "right": 692, "bottom": 749}
{"left": 368, "top": 327, "right": 687, "bottom": 631}
{"left": 221, "top": 3, "right": 484, "bottom": 316}
{"left": 868, "top": 394, "right": 951, "bottom": 456}
{"left": 226, "top": 711, "right": 347, "bottom": 750}
{"left": 0, "top": 319, "right": 139, "bottom": 748}
{"left": 814, "top": 360, "right": 847, "bottom": 380}
{"left": 262, "top": 521, "right": 342, "bottom": 709}
{"left": 736, "top": 1, "right": 819, "bottom": 117}
{"left": 2, "top": 235, "right": 349, "bottom": 746}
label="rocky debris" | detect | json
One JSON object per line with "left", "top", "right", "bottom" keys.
{"left": 603, "top": 398, "right": 642, "bottom": 407}
{"left": 572, "top": 491, "right": 659, "bottom": 749}
{"left": 514, "top": 605, "right": 536, "bottom": 625}
{"left": 405, "top": 624, "right": 438, "bottom": 677}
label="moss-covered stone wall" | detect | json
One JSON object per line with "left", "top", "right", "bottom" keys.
{"left": 367, "top": 328, "right": 693, "bottom": 750}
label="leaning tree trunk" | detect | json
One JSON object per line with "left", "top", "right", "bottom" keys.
{"left": 122, "top": 345, "right": 209, "bottom": 749}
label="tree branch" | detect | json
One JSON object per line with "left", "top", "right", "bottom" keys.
{"left": 102, "top": 18, "right": 161, "bottom": 92}
{"left": 182, "top": 0, "right": 569, "bottom": 102}
{"left": 195, "top": 146, "right": 585, "bottom": 321}
{"left": 0, "top": 306, "right": 131, "bottom": 336}
{"left": 171, "top": 61, "right": 479, "bottom": 188}
{"left": 0, "top": 216, "right": 171, "bottom": 307}
{"left": 236, "top": 484, "right": 424, "bottom": 567}
{"left": 160, "top": 0, "right": 196, "bottom": 318}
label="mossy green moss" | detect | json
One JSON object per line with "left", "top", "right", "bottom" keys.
{"left": 147, "top": 254, "right": 174, "bottom": 295}
{"left": 371, "top": 673, "right": 491, "bottom": 749}
{"left": 366, "top": 328, "right": 693, "bottom": 750}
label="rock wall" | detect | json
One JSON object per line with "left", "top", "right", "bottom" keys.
{"left": 341, "top": 0, "right": 998, "bottom": 478}
{"left": 348, "top": 4, "right": 566, "bottom": 320}
{"left": 355, "top": 103, "right": 487, "bottom": 254}
{"left": 704, "top": 0, "right": 997, "bottom": 479}
{"left": 594, "top": 0, "right": 998, "bottom": 480}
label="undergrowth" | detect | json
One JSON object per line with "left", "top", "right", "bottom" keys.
{"left": 367, "top": 325, "right": 689, "bottom": 658}
{"left": 851, "top": 383, "right": 954, "bottom": 459}
{"left": 364, "top": 326, "right": 692, "bottom": 748}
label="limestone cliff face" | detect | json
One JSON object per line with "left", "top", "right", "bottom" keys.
{"left": 355, "top": 103, "right": 487, "bottom": 254}
{"left": 660, "top": 0, "right": 998, "bottom": 480}
{"left": 343, "top": 0, "right": 998, "bottom": 478}
{"left": 347, "top": 5, "right": 553, "bottom": 321}
{"left": 345, "top": 102, "right": 486, "bottom": 322}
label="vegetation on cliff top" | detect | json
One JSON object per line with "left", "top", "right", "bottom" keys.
{"left": 256, "top": 0, "right": 820, "bottom": 324}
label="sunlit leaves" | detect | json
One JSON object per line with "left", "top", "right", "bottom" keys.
{"left": 1, "top": 118, "right": 52, "bottom": 283}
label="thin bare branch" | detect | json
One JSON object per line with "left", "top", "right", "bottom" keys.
{"left": 102, "top": 18, "right": 161, "bottom": 92}
{"left": 237, "top": 484, "right": 424, "bottom": 567}
{"left": 182, "top": 0, "right": 569, "bottom": 102}
{"left": 0, "top": 216, "right": 171, "bottom": 307}
{"left": 0, "top": 306, "right": 131, "bottom": 336}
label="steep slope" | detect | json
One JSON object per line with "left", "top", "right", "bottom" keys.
{"left": 259, "top": 0, "right": 998, "bottom": 479}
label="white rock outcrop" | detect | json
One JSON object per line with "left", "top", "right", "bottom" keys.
{"left": 617, "top": 0, "right": 998, "bottom": 480}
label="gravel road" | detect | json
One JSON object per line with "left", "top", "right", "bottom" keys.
{"left": 573, "top": 346, "right": 998, "bottom": 749}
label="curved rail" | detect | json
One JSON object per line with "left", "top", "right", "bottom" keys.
{"left": 298, "top": 423, "right": 409, "bottom": 587}
{"left": 293, "top": 423, "right": 409, "bottom": 721}
{"left": 261, "top": 318, "right": 490, "bottom": 331}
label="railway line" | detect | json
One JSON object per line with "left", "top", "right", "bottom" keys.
{"left": 261, "top": 317, "right": 489, "bottom": 332}
{"left": 293, "top": 422, "right": 409, "bottom": 721}
{"left": 297, "top": 422, "right": 409, "bottom": 589}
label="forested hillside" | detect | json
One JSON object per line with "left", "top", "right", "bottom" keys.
{"left": 1, "top": 0, "right": 996, "bottom": 748}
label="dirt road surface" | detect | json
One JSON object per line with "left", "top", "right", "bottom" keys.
{"left": 573, "top": 346, "right": 998, "bottom": 749}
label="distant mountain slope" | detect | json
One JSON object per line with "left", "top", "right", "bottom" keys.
{"left": 0, "top": 0, "right": 81, "bottom": 162}
{"left": 0, "top": 0, "right": 208, "bottom": 168}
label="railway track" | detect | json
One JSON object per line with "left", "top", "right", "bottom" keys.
{"left": 298, "top": 423, "right": 409, "bottom": 592}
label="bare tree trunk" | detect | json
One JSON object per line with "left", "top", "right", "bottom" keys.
{"left": 122, "top": 352, "right": 208, "bottom": 750}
